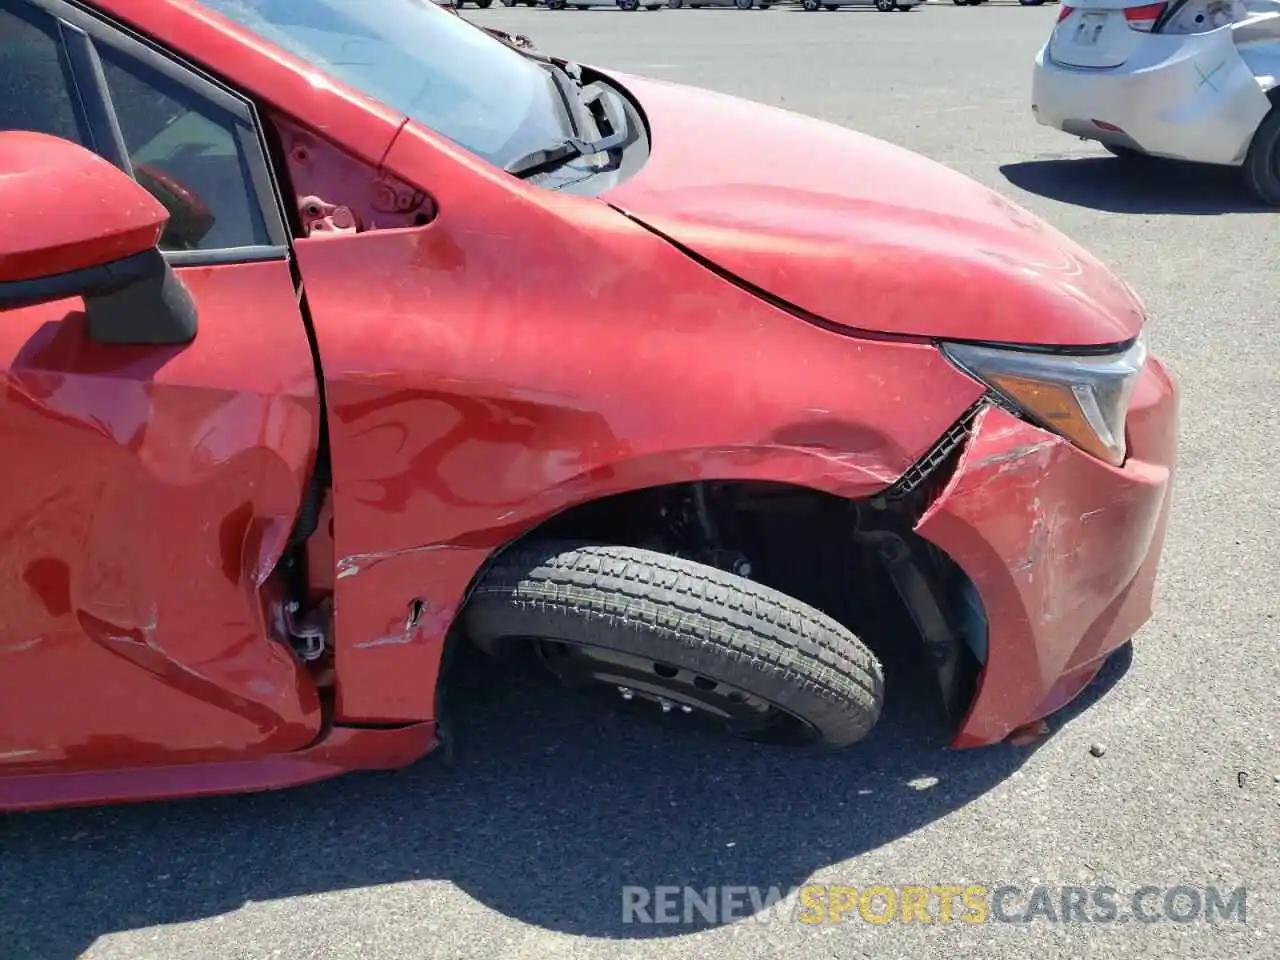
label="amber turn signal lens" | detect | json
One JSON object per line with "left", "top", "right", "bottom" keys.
{"left": 940, "top": 338, "right": 1147, "bottom": 468}
{"left": 986, "top": 373, "right": 1121, "bottom": 466}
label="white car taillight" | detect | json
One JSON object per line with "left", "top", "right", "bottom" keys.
{"left": 1123, "top": 1, "right": 1167, "bottom": 29}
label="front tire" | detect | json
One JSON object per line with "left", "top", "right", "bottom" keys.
{"left": 875, "top": 0, "right": 895, "bottom": 10}
{"left": 1243, "top": 106, "right": 1280, "bottom": 206}
{"left": 465, "top": 542, "right": 885, "bottom": 748}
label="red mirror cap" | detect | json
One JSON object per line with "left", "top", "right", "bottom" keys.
{"left": 0, "top": 131, "right": 170, "bottom": 284}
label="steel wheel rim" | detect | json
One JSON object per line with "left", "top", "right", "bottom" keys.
{"left": 524, "top": 637, "right": 820, "bottom": 746}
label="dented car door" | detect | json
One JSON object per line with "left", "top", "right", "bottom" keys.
{"left": 0, "top": 0, "right": 322, "bottom": 769}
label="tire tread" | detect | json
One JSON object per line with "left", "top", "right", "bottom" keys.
{"left": 1244, "top": 107, "right": 1280, "bottom": 206}
{"left": 465, "top": 541, "right": 884, "bottom": 746}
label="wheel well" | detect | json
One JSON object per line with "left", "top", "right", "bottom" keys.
{"left": 460, "top": 472, "right": 986, "bottom": 732}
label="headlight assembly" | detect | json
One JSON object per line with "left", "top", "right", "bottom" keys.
{"left": 940, "top": 336, "right": 1147, "bottom": 467}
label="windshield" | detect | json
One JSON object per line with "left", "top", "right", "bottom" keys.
{"left": 191, "top": 0, "right": 572, "bottom": 167}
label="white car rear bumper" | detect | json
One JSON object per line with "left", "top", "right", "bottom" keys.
{"left": 1031, "top": 27, "right": 1273, "bottom": 166}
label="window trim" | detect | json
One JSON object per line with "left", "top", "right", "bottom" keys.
{"left": 1, "top": 1, "right": 96, "bottom": 150}
{"left": 58, "top": 20, "right": 130, "bottom": 172}
{"left": 167, "top": 245, "right": 288, "bottom": 267}
{"left": 11, "top": 0, "right": 292, "bottom": 259}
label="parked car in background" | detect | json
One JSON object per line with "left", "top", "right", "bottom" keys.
{"left": 799, "top": 0, "right": 924, "bottom": 10}
{"left": 667, "top": 0, "right": 775, "bottom": 9}
{"left": 1032, "top": 0, "right": 1280, "bottom": 202}
{"left": 1, "top": 0, "right": 1176, "bottom": 812}
{"left": 548, "top": 0, "right": 665, "bottom": 9}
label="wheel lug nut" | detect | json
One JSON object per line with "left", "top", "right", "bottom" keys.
{"left": 681, "top": 705, "right": 693, "bottom": 714}
{"left": 618, "top": 686, "right": 634, "bottom": 701}
{"left": 660, "top": 700, "right": 673, "bottom": 713}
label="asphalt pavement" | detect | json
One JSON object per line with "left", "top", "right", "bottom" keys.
{"left": 3, "top": 4, "right": 1279, "bottom": 958}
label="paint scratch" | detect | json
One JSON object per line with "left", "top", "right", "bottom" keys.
{"left": 336, "top": 543, "right": 450, "bottom": 580}
{"left": 976, "top": 440, "right": 1055, "bottom": 472}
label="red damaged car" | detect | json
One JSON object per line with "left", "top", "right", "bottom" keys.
{"left": 0, "top": 0, "right": 1176, "bottom": 812}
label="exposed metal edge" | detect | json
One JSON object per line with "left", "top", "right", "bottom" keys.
{"left": 879, "top": 397, "right": 989, "bottom": 505}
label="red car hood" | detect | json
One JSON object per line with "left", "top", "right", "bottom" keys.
{"left": 601, "top": 73, "right": 1144, "bottom": 347}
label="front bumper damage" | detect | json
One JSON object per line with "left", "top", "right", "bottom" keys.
{"left": 914, "top": 358, "right": 1178, "bottom": 747}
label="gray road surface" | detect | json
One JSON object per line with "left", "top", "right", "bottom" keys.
{"left": 3, "top": 4, "right": 1278, "bottom": 958}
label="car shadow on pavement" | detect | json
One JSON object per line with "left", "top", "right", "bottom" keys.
{"left": 0, "top": 642, "right": 1132, "bottom": 958}
{"left": 1000, "top": 156, "right": 1269, "bottom": 215}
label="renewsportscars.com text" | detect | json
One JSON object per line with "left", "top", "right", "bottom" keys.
{"left": 621, "top": 884, "right": 1248, "bottom": 926}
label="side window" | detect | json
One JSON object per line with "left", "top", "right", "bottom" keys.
{"left": 97, "top": 44, "right": 272, "bottom": 252}
{"left": 0, "top": 8, "right": 89, "bottom": 145}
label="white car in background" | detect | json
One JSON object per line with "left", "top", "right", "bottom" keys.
{"left": 544, "top": 0, "right": 664, "bottom": 8}
{"left": 664, "top": 0, "right": 923, "bottom": 8}
{"left": 666, "top": 0, "right": 778, "bottom": 8}
{"left": 795, "top": 0, "right": 926, "bottom": 10}
{"left": 1031, "top": 0, "right": 1280, "bottom": 203}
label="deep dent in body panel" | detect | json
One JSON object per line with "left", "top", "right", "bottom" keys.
{"left": 916, "top": 397, "right": 1172, "bottom": 746}
{"left": 0, "top": 259, "right": 325, "bottom": 768}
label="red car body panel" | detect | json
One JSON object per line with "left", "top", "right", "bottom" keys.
{"left": 297, "top": 121, "right": 986, "bottom": 721}
{"left": 916, "top": 358, "right": 1177, "bottom": 746}
{"left": 0, "top": 0, "right": 1179, "bottom": 811}
{"left": 0, "top": 723, "right": 435, "bottom": 814}
{"left": 601, "top": 74, "right": 1147, "bottom": 348}
{"left": 0, "top": 259, "right": 323, "bottom": 774}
